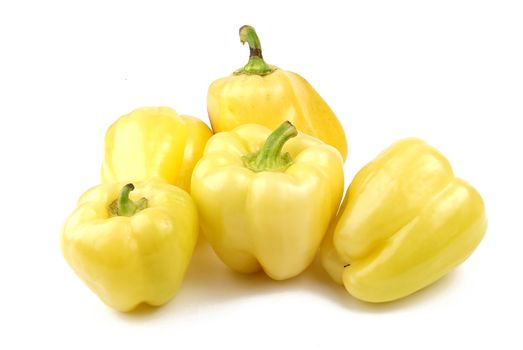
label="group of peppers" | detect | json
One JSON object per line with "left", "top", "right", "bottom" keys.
{"left": 61, "top": 25, "right": 487, "bottom": 312}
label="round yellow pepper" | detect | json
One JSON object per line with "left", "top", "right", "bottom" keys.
{"left": 321, "top": 138, "right": 487, "bottom": 302}
{"left": 61, "top": 180, "right": 199, "bottom": 311}
{"left": 208, "top": 25, "right": 347, "bottom": 160}
{"left": 191, "top": 121, "right": 344, "bottom": 280}
{"left": 101, "top": 106, "right": 212, "bottom": 192}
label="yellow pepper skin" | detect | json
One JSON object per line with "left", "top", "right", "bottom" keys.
{"left": 61, "top": 180, "right": 198, "bottom": 312}
{"left": 101, "top": 107, "right": 212, "bottom": 192}
{"left": 320, "top": 138, "right": 487, "bottom": 303}
{"left": 191, "top": 121, "right": 344, "bottom": 280}
{"left": 208, "top": 25, "right": 347, "bottom": 161}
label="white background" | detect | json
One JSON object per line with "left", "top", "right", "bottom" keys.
{"left": 1, "top": 0, "right": 522, "bottom": 349}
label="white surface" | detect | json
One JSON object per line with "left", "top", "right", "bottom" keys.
{"left": 1, "top": 0, "right": 522, "bottom": 349}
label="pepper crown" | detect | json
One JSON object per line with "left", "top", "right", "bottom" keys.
{"left": 109, "top": 183, "right": 148, "bottom": 217}
{"left": 243, "top": 121, "right": 298, "bottom": 172}
{"left": 234, "top": 25, "right": 276, "bottom": 76}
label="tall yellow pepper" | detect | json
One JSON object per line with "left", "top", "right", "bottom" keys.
{"left": 61, "top": 180, "right": 198, "bottom": 312}
{"left": 320, "top": 138, "right": 487, "bottom": 302}
{"left": 191, "top": 121, "right": 344, "bottom": 280}
{"left": 208, "top": 25, "right": 347, "bottom": 160}
{"left": 101, "top": 107, "right": 212, "bottom": 192}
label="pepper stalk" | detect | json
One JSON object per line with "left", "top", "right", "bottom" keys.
{"left": 243, "top": 121, "right": 298, "bottom": 172}
{"left": 234, "top": 25, "right": 276, "bottom": 76}
{"left": 109, "top": 183, "right": 148, "bottom": 217}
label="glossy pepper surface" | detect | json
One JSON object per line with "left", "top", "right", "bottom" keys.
{"left": 61, "top": 180, "right": 199, "bottom": 312}
{"left": 101, "top": 106, "right": 212, "bottom": 192}
{"left": 208, "top": 25, "right": 347, "bottom": 160}
{"left": 191, "top": 121, "right": 344, "bottom": 280}
{"left": 320, "top": 138, "right": 487, "bottom": 302}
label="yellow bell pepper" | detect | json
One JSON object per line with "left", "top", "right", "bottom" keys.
{"left": 207, "top": 25, "right": 347, "bottom": 161}
{"left": 191, "top": 121, "right": 344, "bottom": 280}
{"left": 61, "top": 180, "right": 198, "bottom": 312}
{"left": 101, "top": 106, "right": 212, "bottom": 192}
{"left": 320, "top": 138, "right": 487, "bottom": 302}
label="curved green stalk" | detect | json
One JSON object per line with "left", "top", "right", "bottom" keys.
{"left": 109, "top": 183, "right": 148, "bottom": 217}
{"left": 234, "top": 25, "right": 276, "bottom": 76}
{"left": 243, "top": 121, "right": 298, "bottom": 172}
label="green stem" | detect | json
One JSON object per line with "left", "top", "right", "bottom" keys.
{"left": 234, "top": 25, "right": 276, "bottom": 76}
{"left": 242, "top": 121, "right": 298, "bottom": 172}
{"left": 109, "top": 183, "right": 148, "bottom": 217}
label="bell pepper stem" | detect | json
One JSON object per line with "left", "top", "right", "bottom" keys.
{"left": 234, "top": 25, "right": 276, "bottom": 76}
{"left": 110, "top": 183, "right": 148, "bottom": 217}
{"left": 243, "top": 121, "right": 298, "bottom": 172}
